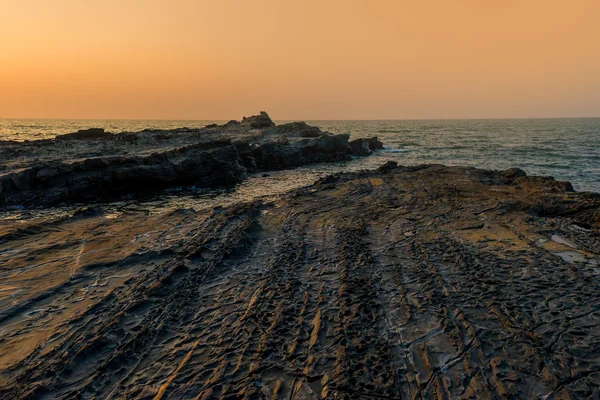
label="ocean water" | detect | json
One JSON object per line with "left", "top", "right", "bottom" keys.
{"left": 1, "top": 118, "right": 599, "bottom": 194}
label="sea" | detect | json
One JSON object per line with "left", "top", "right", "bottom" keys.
{"left": 1, "top": 118, "right": 599, "bottom": 202}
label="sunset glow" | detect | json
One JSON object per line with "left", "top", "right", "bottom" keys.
{"left": 2, "top": 0, "right": 599, "bottom": 119}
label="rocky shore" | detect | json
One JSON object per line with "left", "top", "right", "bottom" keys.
{"left": 0, "top": 117, "right": 599, "bottom": 399}
{"left": 0, "top": 112, "right": 382, "bottom": 209}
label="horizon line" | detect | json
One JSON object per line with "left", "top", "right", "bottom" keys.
{"left": 1, "top": 115, "right": 600, "bottom": 122}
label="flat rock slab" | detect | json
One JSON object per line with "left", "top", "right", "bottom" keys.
{"left": 0, "top": 165, "right": 599, "bottom": 399}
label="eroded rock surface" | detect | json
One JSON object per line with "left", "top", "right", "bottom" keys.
{"left": 0, "top": 165, "right": 599, "bottom": 399}
{"left": 0, "top": 112, "right": 382, "bottom": 209}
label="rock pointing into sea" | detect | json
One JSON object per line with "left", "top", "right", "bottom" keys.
{"left": 0, "top": 113, "right": 383, "bottom": 208}
{"left": 240, "top": 111, "right": 275, "bottom": 128}
{"left": 56, "top": 128, "right": 113, "bottom": 140}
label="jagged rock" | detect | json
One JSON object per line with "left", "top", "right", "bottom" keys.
{"left": 241, "top": 111, "right": 275, "bottom": 128}
{"left": 0, "top": 113, "right": 380, "bottom": 208}
{"left": 56, "top": 128, "right": 113, "bottom": 140}
{"left": 269, "top": 122, "right": 323, "bottom": 137}
{"left": 224, "top": 120, "right": 240, "bottom": 127}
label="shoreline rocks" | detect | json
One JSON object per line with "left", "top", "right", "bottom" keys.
{"left": 55, "top": 128, "right": 113, "bottom": 140}
{"left": 0, "top": 163, "right": 598, "bottom": 398}
{"left": 0, "top": 112, "right": 383, "bottom": 209}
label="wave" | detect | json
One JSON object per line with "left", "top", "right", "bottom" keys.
{"left": 381, "top": 147, "right": 412, "bottom": 153}
{"left": 389, "top": 141, "right": 421, "bottom": 147}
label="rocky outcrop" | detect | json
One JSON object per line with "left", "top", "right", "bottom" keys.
{"left": 0, "top": 164, "right": 598, "bottom": 399}
{"left": 377, "top": 160, "right": 398, "bottom": 172}
{"left": 241, "top": 111, "right": 275, "bottom": 128}
{"left": 268, "top": 121, "right": 323, "bottom": 138}
{"left": 0, "top": 113, "right": 382, "bottom": 208}
{"left": 239, "top": 134, "right": 354, "bottom": 171}
{"left": 348, "top": 136, "right": 384, "bottom": 156}
{"left": 56, "top": 128, "right": 113, "bottom": 140}
{"left": 0, "top": 143, "right": 246, "bottom": 207}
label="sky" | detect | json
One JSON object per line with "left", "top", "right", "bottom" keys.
{"left": 1, "top": 0, "right": 599, "bottom": 120}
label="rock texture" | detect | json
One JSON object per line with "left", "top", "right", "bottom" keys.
{"left": 0, "top": 113, "right": 382, "bottom": 209}
{"left": 0, "top": 165, "right": 598, "bottom": 399}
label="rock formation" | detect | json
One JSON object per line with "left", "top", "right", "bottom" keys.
{"left": 0, "top": 113, "right": 382, "bottom": 208}
{"left": 0, "top": 164, "right": 598, "bottom": 398}
{"left": 55, "top": 128, "right": 113, "bottom": 140}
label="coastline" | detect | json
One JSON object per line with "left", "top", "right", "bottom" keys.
{"left": 0, "top": 117, "right": 599, "bottom": 398}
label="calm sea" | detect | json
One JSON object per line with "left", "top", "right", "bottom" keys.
{"left": 1, "top": 118, "right": 599, "bottom": 193}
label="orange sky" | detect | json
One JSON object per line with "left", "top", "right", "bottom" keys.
{"left": 1, "top": 0, "right": 599, "bottom": 120}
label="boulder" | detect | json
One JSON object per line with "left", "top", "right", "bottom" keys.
{"left": 349, "top": 137, "right": 384, "bottom": 156}
{"left": 377, "top": 161, "right": 398, "bottom": 173}
{"left": 367, "top": 136, "right": 384, "bottom": 150}
{"left": 349, "top": 138, "right": 372, "bottom": 156}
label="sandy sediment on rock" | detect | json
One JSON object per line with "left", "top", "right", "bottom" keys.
{"left": 0, "top": 164, "right": 599, "bottom": 398}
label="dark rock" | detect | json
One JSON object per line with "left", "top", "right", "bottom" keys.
{"left": 367, "top": 136, "right": 384, "bottom": 150}
{"left": 56, "top": 128, "right": 112, "bottom": 140}
{"left": 498, "top": 168, "right": 527, "bottom": 184}
{"left": 236, "top": 133, "right": 352, "bottom": 172}
{"left": 0, "top": 144, "right": 247, "bottom": 207}
{"left": 0, "top": 112, "right": 381, "bottom": 209}
{"left": 377, "top": 161, "right": 398, "bottom": 173}
{"left": 241, "top": 111, "right": 275, "bottom": 128}
{"left": 73, "top": 206, "right": 105, "bottom": 218}
{"left": 270, "top": 122, "right": 323, "bottom": 137}
{"left": 349, "top": 137, "right": 384, "bottom": 156}
{"left": 349, "top": 138, "right": 372, "bottom": 156}
{"left": 224, "top": 120, "right": 240, "bottom": 127}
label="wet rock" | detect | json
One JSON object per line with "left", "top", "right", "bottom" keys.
{"left": 377, "top": 161, "right": 398, "bottom": 173}
{"left": 349, "top": 138, "right": 372, "bottom": 156}
{"left": 367, "top": 136, "right": 384, "bottom": 150}
{"left": 349, "top": 137, "right": 384, "bottom": 156}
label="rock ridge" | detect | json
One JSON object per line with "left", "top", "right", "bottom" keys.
{"left": 0, "top": 112, "right": 382, "bottom": 209}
